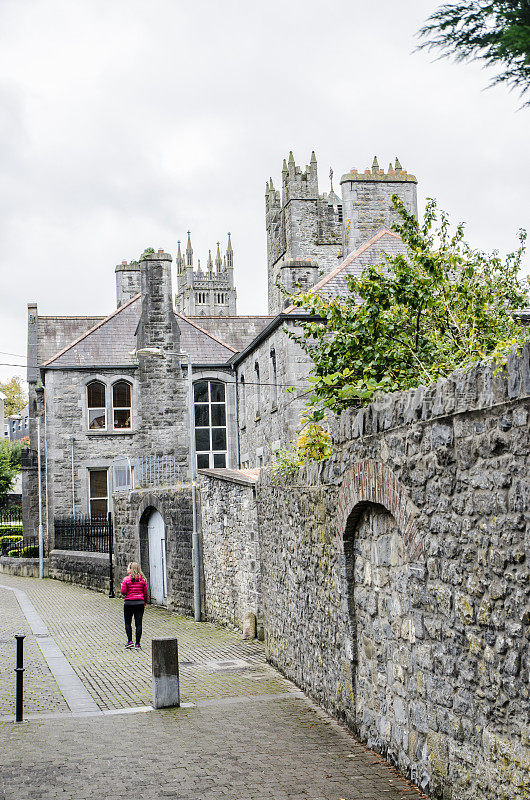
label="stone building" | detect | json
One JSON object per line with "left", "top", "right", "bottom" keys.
{"left": 175, "top": 233, "right": 237, "bottom": 317}
{"left": 22, "top": 150, "right": 418, "bottom": 599}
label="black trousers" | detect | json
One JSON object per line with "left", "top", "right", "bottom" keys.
{"left": 124, "top": 603, "right": 145, "bottom": 645}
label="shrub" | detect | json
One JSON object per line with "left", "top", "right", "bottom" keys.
{"left": 0, "top": 533, "right": 23, "bottom": 545}
{"left": 0, "top": 524, "right": 22, "bottom": 537}
{"left": 7, "top": 549, "right": 20, "bottom": 558}
{"left": 20, "top": 545, "right": 39, "bottom": 558}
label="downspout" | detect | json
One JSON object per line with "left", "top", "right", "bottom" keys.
{"left": 36, "top": 416, "right": 43, "bottom": 579}
{"left": 186, "top": 354, "right": 201, "bottom": 622}
{"left": 70, "top": 436, "right": 75, "bottom": 517}
{"left": 44, "top": 388, "right": 49, "bottom": 557}
{"left": 232, "top": 363, "right": 241, "bottom": 469}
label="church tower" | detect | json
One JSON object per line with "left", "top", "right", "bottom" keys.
{"left": 175, "top": 233, "right": 237, "bottom": 316}
{"left": 266, "top": 151, "right": 343, "bottom": 315}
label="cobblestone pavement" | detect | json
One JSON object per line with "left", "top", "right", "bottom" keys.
{"left": 0, "top": 575, "right": 429, "bottom": 800}
{"left": 0, "top": 695, "right": 427, "bottom": 800}
{"left": 0, "top": 575, "right": 288, "bottom": 711}
{"left": 0, "top": 588, "right": 68, "bottom": 716}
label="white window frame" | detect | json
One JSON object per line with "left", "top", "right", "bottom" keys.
{"left": 87, "top": 381, "right": 107, "bottom": 431}
{"left": 194, "top": 380, "right": 228, "bottom": 470}
{"left": 112, "top": 380, "right": 132, "bottom": 430}
{"left": 88, "top": 468, "right": 108, "bottom": 518}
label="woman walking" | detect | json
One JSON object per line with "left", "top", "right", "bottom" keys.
{"left": 121, "top": 562, "right": 148, "bottom": 650}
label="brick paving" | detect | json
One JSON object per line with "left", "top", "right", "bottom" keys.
{"left": 0, "top": 575, "right": 429, "bottom": 800}
{"left": 0, "top": 574, "right": 289, "bottom": 710}
{"left": 0, "top": 588, "right": 68, "bottom": 716}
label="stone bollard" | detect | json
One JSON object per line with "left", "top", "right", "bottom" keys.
{"left": 152, "top": 638, "right": 180, "bottom": 709}
{"left": 242, "top": 612, "right": 257, "bottom": 640}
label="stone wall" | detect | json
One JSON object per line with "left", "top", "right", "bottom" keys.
{"left": 113, "top": 487, "right": 194, "bottom": 614}
{"left": 198, "top": 469, "right": 261, "bottom": 632}
{"left": 256, "top": 346, "right": 530, "bottom": 800}
{"left": 48, "top": 550, "right": 111, "bottom": 592}
{"left": 236, "top": 317, "right": 313, "bottom": 469}
{"left": 0, "top": 557, "right": 46, "bottom": 579}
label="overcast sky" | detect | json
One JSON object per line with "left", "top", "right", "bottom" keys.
{"left": 0, "top": 0, "right": 529, "bottom": 385}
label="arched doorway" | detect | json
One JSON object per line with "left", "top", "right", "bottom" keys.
{"left": 337, "top": 461, "right": 424, "bottom": 777}
{"left": 345, "top": 503, "right": 414, "bottom": 768}
{"left": 147, "top": 509, "right": 167, "bottom": 605}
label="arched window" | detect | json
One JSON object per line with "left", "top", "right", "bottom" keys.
{"left": 254, "top": 361, "right": 260, "bottom": 418}
{"left": 270, "top": 349, "right": 278, "bottom": 408}
{"left": 239, "top": 375, "right": 246, "bottom": 427}
{"left": 113, "top": 381, "right": 132, "bottom": 429}
{"left": 87, "top": 381, "right": 106, "bottom": 430}
{"left": 194, "top": 380, "right": 227, "bottom": 469}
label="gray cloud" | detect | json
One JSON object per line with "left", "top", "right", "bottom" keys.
{"left": 0, "top": 0, "right": 528, "bottom": 383}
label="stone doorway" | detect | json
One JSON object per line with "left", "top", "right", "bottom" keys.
{"left": 139, "top": 506, "right": 167, "bottom": 606}
{"left": 344, "top": 502, "right": 419, "bottom": 777}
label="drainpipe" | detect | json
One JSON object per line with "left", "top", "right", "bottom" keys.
{"left": 232, "top": 363, "right": 241, "bottom": 469}
{"left": 70, "top": 436, "right": 76, "bottom": 517}
{"left": 36, "top": 416, "right": 43, "bottom": 579}
{"left": 186, "top": 355, "right": 201, "bottom": 622}
{"left": 44, "top": 391, "right": 49, "bottom": 557}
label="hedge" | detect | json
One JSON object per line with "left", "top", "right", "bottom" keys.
{"left": 0, "top": 525, "right": 23, "bottom": 537}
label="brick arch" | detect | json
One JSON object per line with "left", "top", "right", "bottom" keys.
{"left": 336, "top": 459, "right": 423, "bottom": 561}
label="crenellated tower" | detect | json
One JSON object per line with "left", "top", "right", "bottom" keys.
{"left": 266, "top": 151, "right": 343, "bottom": 315}
{"left": 175, "top": 232, "right": 237, "bottom": 316}
{"left": 340, "top": 157, "right": 417, "bottom": 255}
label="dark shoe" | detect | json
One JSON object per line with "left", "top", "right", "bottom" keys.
{"left": 135, "top": 644, "right": 142, "bottom": 650}
{"left": 125, "top": 641, "right": 134, "bottom": 649}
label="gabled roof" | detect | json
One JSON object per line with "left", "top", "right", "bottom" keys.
{"left": 188, "top": 316, "right": 273, "bottom": 351}
{"left": 42, "top": 294, "right": 237, "bottom": 369}
{"left": 42, "top": 294, "right": 142, "bottom": 368}
{"left": 284, "top": 228, "right": 405, "bottom": 312}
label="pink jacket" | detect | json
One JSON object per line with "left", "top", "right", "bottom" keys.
{"left": 121, "top": 575, "right": 148, "bottom": 603}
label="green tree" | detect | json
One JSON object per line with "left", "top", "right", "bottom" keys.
{"left": 289, "top": 197, "right": 529, "bottom": 412}
{"left": 0, "top": 376, "right": 27, "bottom": 417}
{"left": 417, "top": 1, "right": 530, "bottom": 105}
{"left": 0, "top": 441, "right": 18, "bottom": 500}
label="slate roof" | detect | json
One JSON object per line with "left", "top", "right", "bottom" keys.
{"left": 188, "top": 316, "right": 273, "bottom": 352}
{"left": 42, "top": 295, "right": 236, "bottom": 369}
{"left": 38, "top": 316, "right": 105, "bottom": 365}
{"left": 284, "top": 228, "right": 405, "bottom": 311}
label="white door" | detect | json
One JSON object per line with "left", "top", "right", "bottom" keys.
{"left": 147, "top": 510, "right": 167, "bottom": 605}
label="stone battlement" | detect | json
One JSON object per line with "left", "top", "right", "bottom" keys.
{"left": 341, "top": 156, "right": 417, "bottom": 184}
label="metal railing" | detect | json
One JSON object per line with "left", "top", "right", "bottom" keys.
{"left": 0, "top": 506, "right": 23, "bottom": 527}
{"left": 0, "top": 535, "right": 39, "bottom": 558}
{"left": 112, "top": 454, "right": 187, "bottom": 492}
{"left": 54, "top": 516, "right": 110, "bottom": 553}
{"left": 136, "top": 454, "right": 186, "bottom": 488}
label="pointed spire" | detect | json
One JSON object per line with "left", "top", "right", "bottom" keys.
{"left": 388, "top": 162, "right": 393, "bottom": 174}
{"left": 226, "top": 232, "right": 233, "bottom": 268}
{"left": 395, "top": 157, "right": 402, "bottom": 171}
{"left": 310, "top": 150, "right": 317, "bottom": 164}
{"left": 269, "top": 177, "right": 274, "bottom": 190}
{"left": 185, "top": 231, "right": 193, "bottom": 267}
{"left": 197, "top": 258, "right": 202, "bottom": 273}
{"left": 282, "top": 158, "right": 288, "bottom": 173}
{"left": 207, "top": 249, "right": 213, "bottom": 272}
{"left": 215, "top": 241, "right": 222, "bottom": 272}
{"left": 177, "top": 240, "right": 182, "bottom": 259}
{"left": 372, "top": 156, "right": 379, "bottom": 174}
{"left": 288, "top": 151, "right": 295, "bottom": 165}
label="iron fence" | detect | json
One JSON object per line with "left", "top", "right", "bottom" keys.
{"left": 0, "top": 506, "right": 23, "bottom": 527}
{"left": 136, "top": 454, "right": 186, "bottom": 489}
{"left": 0, "top": 535, "right": 38, "bottom": 558}
{"left": 54, "top": 516, "right": 110, "bottom": 553}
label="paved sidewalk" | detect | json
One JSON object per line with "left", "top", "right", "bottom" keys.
{"left": 0, "top": 575, "right": 429, "bottom": 800}
{"left": 0, "top": 574, "right": 289, "bottom": 711}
